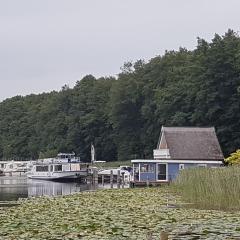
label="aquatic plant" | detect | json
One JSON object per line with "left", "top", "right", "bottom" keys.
{"left": 0, "top": 188, "right": 240, "bottom": 239}
{"left": 175, "top": 167, "right": 240, "bottom": 210}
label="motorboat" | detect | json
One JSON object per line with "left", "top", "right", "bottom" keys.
{"left": 98, "top": 166, "right": 132, "bottom": 183}
{"left": 27, "top": 153, "right": 89, "bottom": 181}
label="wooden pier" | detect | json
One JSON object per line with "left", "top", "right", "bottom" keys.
{"left": 88, "top": 168, "right": 128, "bottom": 188}
{"left": 0, "top": 201, "right": 21, "bottom": 208}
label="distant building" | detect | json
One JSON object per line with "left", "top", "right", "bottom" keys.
{"left": 131, "top": 126, "right": 224, "bottom": 184}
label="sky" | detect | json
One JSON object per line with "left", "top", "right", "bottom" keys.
{"left": 0, "top": 0, "right": 240, "bottom": 101}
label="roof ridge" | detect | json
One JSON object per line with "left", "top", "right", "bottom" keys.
{"left": 162, "top": 126, "right": 215, "bottom": 132}
{"left": 162, "top": 126, "right": 214, "bottom": 128}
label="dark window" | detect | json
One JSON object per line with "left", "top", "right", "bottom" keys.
{"left": 133, "top": 163, "right": 139, "bottom": 181}
{"left": 54, "top": 165, "right": 62, "bottom": 172}
{"left": 36, "top": 165, "right": 49, "bottom": 172}
{"left": 157, "top": 164, "right": 167, "bottom": 180}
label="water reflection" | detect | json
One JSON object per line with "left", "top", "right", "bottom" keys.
{"left": 0, "top": 176, "right": 28, "bottom": 201}
{"left": 0, "top": 176, "right": 128, "bottom": 201}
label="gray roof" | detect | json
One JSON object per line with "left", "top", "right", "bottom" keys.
{"left": 158, "top": 127, "right": 224, "bottom": 160}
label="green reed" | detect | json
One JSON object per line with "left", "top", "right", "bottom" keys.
{"left": 174, "top": 167, "right": 240, "bottom": 211}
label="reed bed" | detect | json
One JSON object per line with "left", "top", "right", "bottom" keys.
{"left": 93, "top": 160, "right": 131, "bottom": 168}
{"left": 174, "top": 167, "right": 240, "bottom": 211}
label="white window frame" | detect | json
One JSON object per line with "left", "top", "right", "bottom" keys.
{"left": 156, "top": 163, "right": 168, "bottom": 182}
{"left": 179, "top": 164, "right": 185, "bottom": 170}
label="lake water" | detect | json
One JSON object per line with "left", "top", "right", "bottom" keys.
{"left": 0, "top": 176, "right": 127, "bottom": 201}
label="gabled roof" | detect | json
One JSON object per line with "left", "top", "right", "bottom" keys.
{"left": 157, "top": 126, "right": 224, "bottom": 160}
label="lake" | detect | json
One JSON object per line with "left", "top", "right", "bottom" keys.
{"left": 0, "top": 176, "right": 126, "bottom": 201}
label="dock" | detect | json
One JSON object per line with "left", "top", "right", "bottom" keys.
{"left": 0, "top": 201, "right": 21, "bottom": 208}
{"left": 88, "top": 168, "right": 129, "bottom": 188}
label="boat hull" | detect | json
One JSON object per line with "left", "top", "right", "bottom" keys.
{"left": 27, "top": 170, "right": 88, "bottom": 181}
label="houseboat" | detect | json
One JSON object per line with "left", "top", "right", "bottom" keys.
{"left": 131, "top": 126, "right": 224, "bottom": 185}
{"left": 27, "top": 153, "right": 89, "bottom": 181}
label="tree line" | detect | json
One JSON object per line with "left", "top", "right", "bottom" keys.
{"left": 0, "top": 29, "right": 240, "bottom": 161}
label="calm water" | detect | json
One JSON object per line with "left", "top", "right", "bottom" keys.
{"left": 0, "top": 176, "right": 125, "bottom": 201}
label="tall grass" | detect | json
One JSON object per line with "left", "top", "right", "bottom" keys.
{"left": 93, "top": 160, "right": 131, "bottom": 168}
{"left": 174, "top": 167, "right": 240, "bottom": 211}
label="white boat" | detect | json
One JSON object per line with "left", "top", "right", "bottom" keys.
{"left": 2, "top": 161, "right": 28, "bottom": 176}
{"left": 27, "top": 153, "right": 89, "bottom": 180}
{"left": 98, "top": 166, "right": 132, "bottom": 183}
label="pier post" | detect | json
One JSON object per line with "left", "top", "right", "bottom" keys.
{"left": 121, "top": 172, "right": 125, "bottom": 188}
{"left": 146, "top": 176, "right": 149, "bottom": 187}
{"left": 101, "top": 175, "right": 104, "bottom": 186}
{"left": 93, "top": 168, "right": 98, "bottom": 185}
{"left": 117, "top": 170, "right": 120, "bottom": 189}
{"left": 110, "top": 170, "right": 113, "bottom": 188}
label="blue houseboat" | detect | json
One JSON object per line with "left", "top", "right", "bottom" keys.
{"left": 131, "top": 126, "right": 224, "bottom": 184}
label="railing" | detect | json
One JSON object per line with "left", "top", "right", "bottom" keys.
{"left": 153, "top": 149, "right": 170, "bottom": 159}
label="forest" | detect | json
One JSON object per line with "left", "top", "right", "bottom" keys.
{"left": 0, "top": 29, "right": 239, "bottom": 161}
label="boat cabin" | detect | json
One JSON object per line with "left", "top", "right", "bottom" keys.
{"left": 57, "top": 153, "right": 80, "bottom": 162}
{"left": 131, "top": 126, "right": 224, "bottom": 184}
{"left": 28, "top": 153, "right": 88, "bottom": 180}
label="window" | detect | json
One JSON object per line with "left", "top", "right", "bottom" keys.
{"left": 54, "top": 165, "right": 62, "bottom": 172}
{"left": 140, "top": 164, "right": 155, "bottom": 173}
{"left": 133, "top": 163, "right": 139, "bottom": 181}
{"left": 36, "top": 165, "right": 49, "bottom": 172}
{"left": 157, "top": 164, "right": 167, "bottom": 181}
{"left": 179, "top": 164, "right": 185, "bottom": 170}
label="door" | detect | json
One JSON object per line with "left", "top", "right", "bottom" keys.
{"left": 157, "top": 164, "right": 167, "bottom": 181}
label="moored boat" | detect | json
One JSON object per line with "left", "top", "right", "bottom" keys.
{"left": 2, "top": 161, "right": 28, "bottom": 176}
{"left": 27, "top": 153, "right": 89, "bottom": 181}
{"left": 98, "top": 166, "right": 132, "bottom": 183}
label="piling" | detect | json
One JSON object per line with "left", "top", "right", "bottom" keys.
{"left": 146, "top": 176, "right": 149, "bottom": 187}
{"left": 92, "top": 168, "right": 98, "bottom": 185}
{"left": 117, "top": 170, "right": 120, "bottom": 189}
{"left": 101, "top": 175, "right": 104, "bottom": 186}
{"left": 110, "top": 170, "right": 113, "bottom": 188}
{"left": 121, "top": 172, "right": 125, "bottom": 188}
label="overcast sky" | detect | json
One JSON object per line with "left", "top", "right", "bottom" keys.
{"left": 0, "top": 0, "right": 239, "bottom": 101}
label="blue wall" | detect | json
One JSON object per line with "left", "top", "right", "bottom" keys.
{"left": 168, "top": 163, "right": 179, "bottom": 181}
{"left": 139, "top": 163, "right": 156, "bottom": 181}
{"left": 140, "top": 172, "right": 156, "bottom": 181}
{"left": 136, "top": 162, "right": 221, "bottom": 182}
{"left": 168, "top": 163, "right": 198, "bottom": 181}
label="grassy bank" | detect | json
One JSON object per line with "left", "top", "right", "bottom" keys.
{"left": 174, "top": 167, "right": 240, "bottom": 211}
{"left": 1, "top": 188, "right": 240, "bottom": 239}
{"left": 93, "top": 160, "right": 131, "bottom": 168}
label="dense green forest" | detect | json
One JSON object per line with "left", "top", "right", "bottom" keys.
{"left": 0, "top": 30, "right": 240, "bottom": 161}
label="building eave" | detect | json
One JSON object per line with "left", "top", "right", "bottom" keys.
{"left": 131, "top": 159, "right": 223, "bottom": 164}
